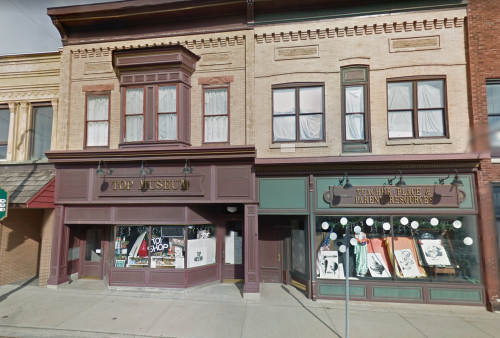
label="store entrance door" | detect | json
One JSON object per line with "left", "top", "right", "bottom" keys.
{"left": 222, "top": 220, "right": 244, "bottom": 282}
{"left": 81, "top": 226, "right": 105, "bottom": 279}
{"left": 258, "top": 219, "right": 283, "bottom": 283}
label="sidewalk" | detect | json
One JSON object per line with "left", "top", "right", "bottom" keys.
{"left": 0, "top": 279, "right": 498, "bottom": 338}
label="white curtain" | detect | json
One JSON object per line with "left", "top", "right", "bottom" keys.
{"left": 299, "top": 87, "right": 323, "bottom": 113}
{"left": 205, "top": 88, "right": 228, "bottom": 115}
{"left": 388, "top": 82, "right": 413, "bottom": 110}
{"left": 418, "top": 110, "right": 444, "bottom": 137}
{"left": 388, "top": 111, "right": 413, "bottom": 138}
{"left": 299, "top": 115, "right": 322, "bottom": 140}
{"left": 158, "top": 113, "right": 177, "bottom": 140}
{"left": 273, "top": 116, "right": 296, "bottom": 141}
{"left": 346, "top": 114, "right": 364, "bottom": 140}
{"left": 345, "top": 86, "right": 364, "bottom": 113}
{"left": 159, "top": 86, "right": 176, "bottom": 113}
{"left": 205, "top": 116, "right": 228, "bottom": 142}
{"left": 126, "top": 88, "right": 144, "bottom": 114}
{"left": 273, "top": 89, "right": 295, "bottom": 115}
{"left": 125, "top": 115, "right": 143, "bottom": 142}
{"left": 87, "top": 96, "right": 109, "bottom": 146}
{"left": 418, "top": 81, "right": 443, "bottom": 108}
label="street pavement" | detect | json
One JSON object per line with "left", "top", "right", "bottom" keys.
{"left": 0, "top": 279, "right": 498, "bottom": 338}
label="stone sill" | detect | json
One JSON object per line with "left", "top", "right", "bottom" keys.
{"left": 386, "top": 138, "right": 452, "bottom": 146}
{"left": 269, "top": 142, "right": 328, "bottom": 149}
{"left": 491, "top": 158, "right": 500, "bottom": 164}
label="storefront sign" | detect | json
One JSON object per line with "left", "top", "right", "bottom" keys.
{"left": 0, "top": 185, "right": 8, "bottom": 221}
{"left": 98, "top": 174, "right": 204, "bottom": 197}
{"left": 323, "top": 185, "right": 462, "bottom": 208}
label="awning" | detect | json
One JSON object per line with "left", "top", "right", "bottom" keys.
{"left": 0, "top": 169, "right": 55, "bottom": 208}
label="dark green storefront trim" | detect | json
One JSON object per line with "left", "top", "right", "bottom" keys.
{"left": 428, "top": 288, "right": 483, "bottom": 304}
{"left": 318, "top": 283, "right": 367, "bottom": 299}
{"left": 372, "top": 285, "right": 423, "bottom": 301}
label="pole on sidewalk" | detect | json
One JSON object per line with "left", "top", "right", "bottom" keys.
{"left": 345, "top": 223, "right": 350, "bottom": 338}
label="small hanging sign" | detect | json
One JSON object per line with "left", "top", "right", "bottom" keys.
{"left": 0, "top": 184, "right": 9, "bottom": 221}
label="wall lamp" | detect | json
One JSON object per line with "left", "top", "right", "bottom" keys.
{"left": 439, "top": 169, "right": 464, "bottom": 187}
{"left": 182, "top": 159, "right": 194, "bottom": 174}
{"left": 339, "top": 172, "right": 353, "bottom": 190}
{"left": 139, "top": 160, "right": 153, "bottom": 176}
{"left": 388, "top": 170, "right": 407, "bottom": 188}
{"left": 96, "top": 160, "right": 114, "bottom": 176}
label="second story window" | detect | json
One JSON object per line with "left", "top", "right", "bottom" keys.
{"left": 204, "top": 87, "right": 229, "bottom": 143}
{"left": 86, "top": 94, "right": 110, "bottom": 147}
{"left": 124, "top": 87, "right": 144, "bottom": 142}
{"left": 388, "top": 78, "right": 447, "bottom": 139}
{"left": 487, "top": 81, "right": 500, "bottom": 149}
{"left": 31, "top": 105, "right": 53, "bottom": 160}
{"left": 0, "top": 108, "right": 10, "bottom": 160}
{"left": 272, "top": 85, "right": 324, "bottom": 142}
{"left": 158, "top": 86, "right": 177, "bottom": 141}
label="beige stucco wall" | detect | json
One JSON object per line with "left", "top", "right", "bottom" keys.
{"left": 253, "top": 8, "right": 469, "bottom": 158}
{"left": 0, "top": 52, "right": 61, "bottom": 161}
{"left": 55, "top": 30, "right": 253, "bottom": 150}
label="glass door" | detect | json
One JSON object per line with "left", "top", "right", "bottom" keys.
{"left": 81, "top": 226, "right": 104, "bottom": 279}
{"left": 222, "top": 220, "right": 244, "bottom": 282}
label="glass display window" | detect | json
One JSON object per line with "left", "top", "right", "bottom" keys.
{"left": 150, "top": 226, "right": 185, "bottom": 269}
{"left": 115, "top": 225, "right": 150, "bottom": 268}
{"left": 315, "top": 215, "right": 480, "bottom": 284}
{"left": 187, "top": 224, "right": 217, "bottom": 268}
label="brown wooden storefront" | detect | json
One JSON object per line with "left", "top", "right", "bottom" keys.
{"left": 46, "top": 146, "right": 260, "bottom": 293}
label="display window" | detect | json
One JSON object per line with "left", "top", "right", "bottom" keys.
{"left": 315, "top": 215, "right": 480, "bottom": 284}
{"left": 114, "top": 224, "right": 216, "bottom": 269}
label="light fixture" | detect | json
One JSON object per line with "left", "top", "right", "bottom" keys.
{"left": 96, "top": 160, "right": 114, "bottom": 176}
{"left": 339, "top": 245, "right": 347, "bottom": 253}
{"left": 366, "top": 218, "right": 374, "bottom": 226}
{"left": 463, "top": 237, "right": 473, "bottom": 246}
{"left": 182, "top": 159, "right": 194, "bottom": 174}
{"left": 139, "top": 160, "right": 153, "bottom": 176}
{"left": 322, "top": 222, "right": 330, "bottom": 230}
{"left": 388, "top": 170, "right": 406, "bottom": 188}
{"left": 411, "top": 221, "right": 419, "bottom": 229}
{"left": 400, "top": 217, "right": 409, "bottom": 225}
{"left": 430, "top": 218, "right": 439, "bottom": 226}
{"left": 227, "top": 206, "right": 237, "bottom": 213}
{"left": 439, "top": 169, "right": 464, "bottom": 187}
{"left": 340, "top": 217, "right": 348, "bottom": 225}
{"left": 453, "top": 220, "right": 462, "bottom": 229}
{"left": 350, "top": 238, "right": 358, "bottom": 246}
{"left": 330, "top": 232, "right": 337, "bottom": 240}
{"left": 339, "top": 172, "right": 353, "bottom": 190}
{"left": 354, "top": 226, "right": 361, "bottom": 234}
{"left": 383, "top": 222, "right": 391, "bottom": 231}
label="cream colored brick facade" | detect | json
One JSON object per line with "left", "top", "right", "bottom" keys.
{"left": 54, "top": 8, "right": 469, "bottom": 159}
{"left": 0, "top": 52, "right": 60, "bottom": 161}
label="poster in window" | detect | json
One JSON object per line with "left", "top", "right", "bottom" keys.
{"left": 319, "top": 251, "right": 345, "bottom": 279}
{"left": 419, "top": 239, "right": 451, "bottom": 266}
{"left": 367, "top": 253, "right": 391, "bottom": 278}
{"left": 394, "top": 249, "right": 420, "bottom": 277}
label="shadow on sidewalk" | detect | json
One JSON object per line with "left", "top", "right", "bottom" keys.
{"left": 0, "top": 277, "right": 38, "bottom": 304}
{"left": 281, "top": 285, "right": 341, "bottom": 338}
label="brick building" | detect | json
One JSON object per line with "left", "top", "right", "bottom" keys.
{"left": 0, "top": 52, "right": 60, "bottom": 287}
{"left": 467, "top": 0, "right": 500, "bottom": 311}
{"left": 43, "top": 0, "right": 498, "bottom": 310}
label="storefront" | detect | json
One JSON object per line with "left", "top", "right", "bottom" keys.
{"left": 46, "top": 146, "right": 258, "bottom": 292}
{"left": 257, "top": 155, "right": 486, "bottom": 306}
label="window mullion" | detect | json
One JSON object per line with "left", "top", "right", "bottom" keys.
{"left": 413, "top": 80, "right": 419, "bottom": 138}
{"left": 296, "top": 87, "right": 300, "bottom": 142}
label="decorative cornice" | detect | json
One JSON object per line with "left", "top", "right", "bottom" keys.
{"left": 72, "top": 36, "right": 246, "bottom": 59}
{"left": 0, "top": 91, "right": 59, "bottom": 102}
{"left": 255, "top": 163, "right": 479, "bottom": 172}
{"left": 254, "top": 17, "right": 464, "bottom": 44}
{"left": 198, "top": 76, "right": 234, "bottom": 85}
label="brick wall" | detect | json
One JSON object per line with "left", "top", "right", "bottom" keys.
{"left": 38, "top": 209, "right": 54, "bottom": 288}
{"left": 0, "top": 209, "right": 43, "bottom": 286}
{"left": 467, "top": 0, "right": 500, "bottom": 311}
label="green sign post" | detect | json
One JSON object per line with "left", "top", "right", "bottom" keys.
{"left": 0, "top": 184, "right": 8, "bottom": 221}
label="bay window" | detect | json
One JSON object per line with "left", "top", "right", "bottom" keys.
{"left": 86, "top": 94, "right": 110, "bottom": 147}
{"left": 272, "top": 84, "right": 324, "bottom": 142}
{"left": 204, "top": 87, "right": 229, "bottom": 143}
{"left": 124, "top": 87, "right": 144, "bottom": 142}
{"left": 388, "top": 78, "right": 447, "bottom": 139}
{"left": 158, "top": 85, "right": 178, "bottom": 141}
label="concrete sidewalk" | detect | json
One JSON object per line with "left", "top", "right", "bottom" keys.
{"left": 0, "top": 280, "right": 498, "bottom": 338}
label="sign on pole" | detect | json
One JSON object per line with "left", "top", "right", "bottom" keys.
{"left": 0, "top": 184, "right": 9, "bottom": 221}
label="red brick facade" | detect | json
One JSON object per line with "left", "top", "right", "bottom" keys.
{"left": 467, "top": 0, "right": 500, "bottom": 311}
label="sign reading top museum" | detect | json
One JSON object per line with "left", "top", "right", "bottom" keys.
{"left": 324, "top": 185, "right": 463, "bottom": 208}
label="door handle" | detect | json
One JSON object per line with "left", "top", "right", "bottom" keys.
{"left": 278, "top": 253, "right": 280, "bottom": 262}
{"left": 222, "top": 250, "right": 225, "bottom": 260}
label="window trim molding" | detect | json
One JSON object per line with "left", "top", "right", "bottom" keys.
{"left": 84, "top": 92, "right": 111, "bottom": 149}
{"left": 386, "top": 75, "right": 449, "bottom": 140}
{"left": 271, "top": 83, "right": 326, "bottom": 144}
{"left": 123, "top": 85, "right": 146, "bottom": 143}
{"left": 30, "top": 102, "right": 53, "bottom": 160}
{"left": 156, "top": 84, "right": 180, "bottom": 142}
{"left": 202, "top": 85, "right": 230, "bottom": 144}
{"left": 341, "top": 65, "right": 371, "bottom": 152}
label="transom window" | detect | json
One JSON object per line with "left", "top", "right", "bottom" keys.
{"left": 86, "top": 94, "right": 110, "bottom": 147}
{"left": 272, "top": 85, "right": 324, "bottom": 142}
{"left": 204, "top": 87, "right": 229, "bottom": 143}
{"left": 387, "top": 79, "right": 447, "bottom": 139}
